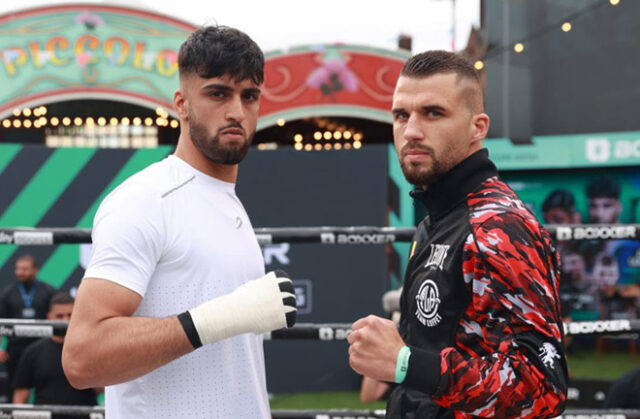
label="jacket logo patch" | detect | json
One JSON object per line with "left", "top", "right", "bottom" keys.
{"left": 424, "top": 244, "right": 449, "bottom": 270}
{"left": 538, "top": 342, "right": 560, "bottom": 369}
{"left": 415, "top": 279, "right": 442, "bottom": 327}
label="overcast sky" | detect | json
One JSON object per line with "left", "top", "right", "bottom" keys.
{"left": 0, "top": 0, "right": 480, "bottom": 53}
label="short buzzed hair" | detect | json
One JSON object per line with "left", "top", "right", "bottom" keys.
{"left": 401, "top": 50, "right": 483, "bottom": 112}
{"left": 542, "top": 189, "right": 576, "bottom": 214}
{"left": 586, "top": 176, "right": 620, "bottom": 200}
{"left": 50, "top": 292, "right": 74, "bottom": 310}
{"left": 16, "top": 254, "right": 38, "bottom": 268}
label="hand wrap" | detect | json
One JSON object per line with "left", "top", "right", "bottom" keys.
{"left": 178, "top": 270, "right": 297, "bottom": 348}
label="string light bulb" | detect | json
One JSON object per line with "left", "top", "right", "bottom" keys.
{"left": 514, "top": 43, "right": 524, "bottom": 53}
{"left": 561, "top": 22, "right": 572, "bottom": 32}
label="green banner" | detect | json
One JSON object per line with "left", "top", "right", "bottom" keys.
{"left": 487, "top": 131, "right": 640, "bottom": 170}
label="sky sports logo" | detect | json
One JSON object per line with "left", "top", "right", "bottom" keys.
{"left": 586, "top": 137, "right": 640, "bottom": 163}
{"left": 0, "top": 232, "right": 12, "bottom": 244}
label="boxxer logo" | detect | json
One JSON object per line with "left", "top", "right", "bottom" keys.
{"left": 586, "top": 138, "right": 610, "bottom": 163}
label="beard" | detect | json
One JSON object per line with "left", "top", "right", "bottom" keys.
{"left": 188, "top": 112, "right": 254, "bottom": 165}
{"left": 399, "top": 143, "right": 452, "bottom": 187}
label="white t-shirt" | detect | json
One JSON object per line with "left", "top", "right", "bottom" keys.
{"left": 84, "top": 155, "right": 270, "bottom": 419}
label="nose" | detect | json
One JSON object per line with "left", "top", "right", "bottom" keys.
{"left": 225, "top": 96, "right": 245, "bottom": 123}
{"left": 403, "top": 113, "right": 424, "bottom": 142}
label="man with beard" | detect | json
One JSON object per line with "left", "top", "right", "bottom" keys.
{"left": 62, "top": 26, "right": 296, "bottom": 419}
{"left": 0, "top": 255, "right": 55, "bottom": 401}
{"left": 347, "top": 51, "right": 567, "bottom": 418}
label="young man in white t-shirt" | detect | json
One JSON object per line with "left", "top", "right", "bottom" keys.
{"left": 62, "top": 25, "right": 297, "bottom": 419}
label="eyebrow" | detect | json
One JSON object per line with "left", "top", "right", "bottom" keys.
{"left": 243, "top": 87, "right": 262, "bottom": 96}
{"left": 421, "top": 105, "right": 446, "bottom": 113}
{"left": 202, "top": 83, "right": 233, "bottom": 93}
{"left": 201, "top": 84, "right": 262, "bottom": 96}
{"left": 391, "top": 104, "right": 447, "bottom": 115}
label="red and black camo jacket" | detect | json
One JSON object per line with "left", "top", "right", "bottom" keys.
{"left": 386, "top": 149, "right": 567, "bottom": 419}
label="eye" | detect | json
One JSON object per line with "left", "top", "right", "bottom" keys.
{"left": 209, "top": 90, "right": 226, "bottom": 98}
{"left": 393, "top": 111, "right": 408, "bottom": 121}
{"left": 242, "top": 92, "right": 259, "bottom": 102}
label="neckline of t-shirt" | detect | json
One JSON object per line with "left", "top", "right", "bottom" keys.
{"left": 167, "top": 155, "right": 236, "bottom": 191}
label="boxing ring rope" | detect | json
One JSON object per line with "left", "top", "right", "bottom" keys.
{"left": 1, "top": 224, "right": 639, "bottom": 417}
{"left": 1, "top": 224, "right": 639, "bottom": 245}
{"left": 0, "top": 319, "right": 638, "bottom": 339}
{"left": 0, "top": 405, "right": 639, "bottom": 419}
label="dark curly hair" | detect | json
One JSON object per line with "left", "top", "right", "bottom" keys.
{"left": 178, "top": 25, "right": 264, "bottom": 85}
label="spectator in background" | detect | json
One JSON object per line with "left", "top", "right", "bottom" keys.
{"left": 586, "top": 176, "right": 640, "bottom": 317}
{"left": 586, "top": 176, "right": 622, "bottom": 224}
{"left": 542, "top": 189, "right": 582, "bottom": 225}
{"left": 12, "top": 293, "right": 101, "bottom": 418}
{"left": 541, "top": 189, "right": 581, "bottom": 257}
{"left": 0, "top": 255, "right": 55, "bottom": 400}
{"left": 592, "top": 254, "right": 620, "bottom": 294}
{"left": 603, "top": 367, "right": 640, "bottom": 409}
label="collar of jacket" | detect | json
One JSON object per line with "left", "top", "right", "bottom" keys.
{"left": 409, "top": 148, "right": 498, "bottom": 221}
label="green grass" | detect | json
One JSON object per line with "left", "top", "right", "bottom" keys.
{"left": 567, "top": 348, "right": 640, "bottom": 380}
{"left": 270, "top": 391, "right": 385, "bottom": 410}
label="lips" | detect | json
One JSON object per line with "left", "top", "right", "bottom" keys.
{"left": 220, "top": 128, "right": 244, "bottom": 136}
{"left": 403, "top": 149, "right": 429, "bottom": 157}
{"left": 402, "top": 148, "right": 431, "bottom": 162}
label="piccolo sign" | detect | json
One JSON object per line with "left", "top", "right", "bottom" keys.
{"left": 0, "top": 4, "right": 194, "bottom": 116}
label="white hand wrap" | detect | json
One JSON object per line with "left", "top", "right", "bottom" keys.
{"left": 178, "top": 271, "right": 297, "bottom": 348}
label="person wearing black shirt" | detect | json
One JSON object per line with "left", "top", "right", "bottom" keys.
{"left": 0, "top": 255, "right": 55, "bottom": 399}
{"left": 603, "top": 366, "right": 640, "bottom": 408}
{"left": 13, "top": 293, "right": 101, "bottom": 418}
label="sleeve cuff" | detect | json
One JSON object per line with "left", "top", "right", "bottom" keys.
{"left": 403, "top": 346, "right": 442, "bottom": 394}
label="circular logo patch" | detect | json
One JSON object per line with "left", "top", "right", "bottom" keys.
{"left": 415, "top": 279, "right": 442, "bottom": 327}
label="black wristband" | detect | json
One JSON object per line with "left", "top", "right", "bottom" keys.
{"left": 177, "top": 311, "right": 203, "bottom": 349}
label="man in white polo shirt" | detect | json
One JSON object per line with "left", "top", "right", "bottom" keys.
{"left": 62, "top": 25, "right": 297, "bottom": 419}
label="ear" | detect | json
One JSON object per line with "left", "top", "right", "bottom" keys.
{"left": 174, "top": 88, "right": 188, "bottom": 121}
{"left": 470, "top": 112, "right": 490, "bottom": 146}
